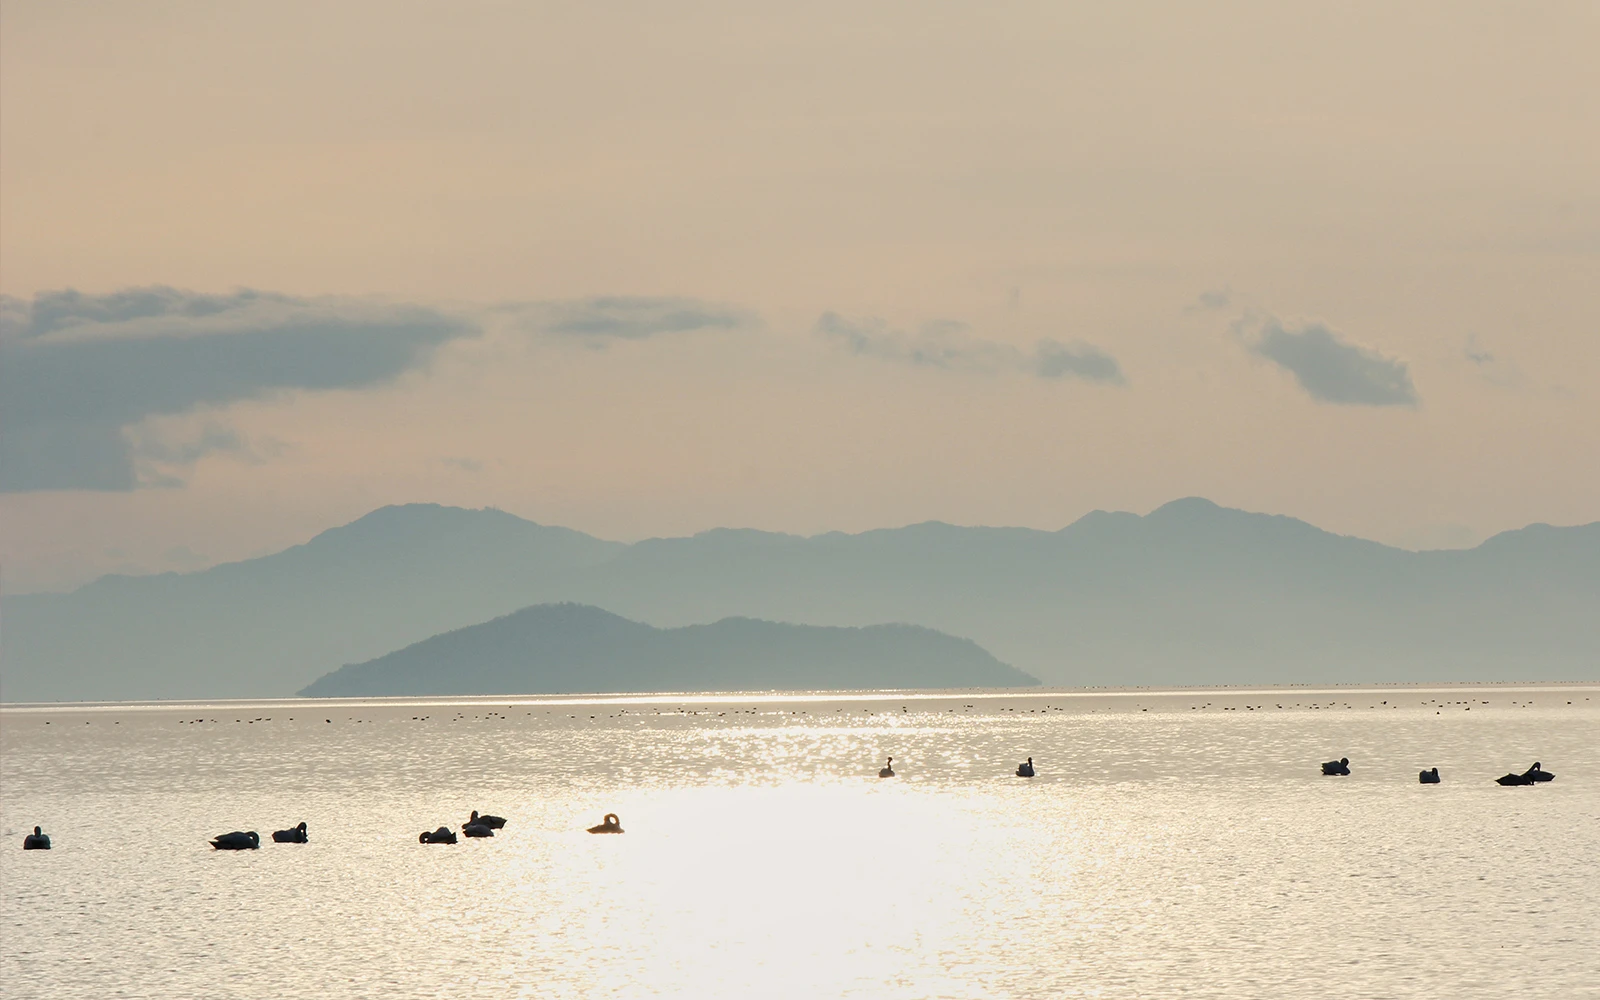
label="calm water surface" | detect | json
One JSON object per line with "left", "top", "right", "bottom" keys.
{"left": 3, "top": 686, "right": 1597, "bottom": 999}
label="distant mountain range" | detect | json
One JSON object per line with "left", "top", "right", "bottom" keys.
{"left": 2, "top": 498, "right": 1596, "bottom": 701}
{"left": 298, "top": 603, "right": 1036, "bottom": 697}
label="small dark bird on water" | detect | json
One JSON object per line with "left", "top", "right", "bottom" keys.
{"left": 419, "top": 826, "right": 457, "bottom": 844}
{"left": 1321, "top": 757, "right": 1350, "bottom": 776}
{"left": 467, "top": 810, "right": 506, "bottom": 829}
{"left": 211, "top": 831, "right": 260, "bottom": 850}
{"left": 1016, "top": 757, "right": 1036, "bottom": 778}
{"left": 587, "top": 813, "right": 624, "bottom": 834}
{"left": 23, "top": 826, "right": 51, "bottom": 850}
{"left": 1418, "top": 768, "right": 1440, "bottom": 784}
{"left": 879, "top": 757, "right": 895, "bottom": 778}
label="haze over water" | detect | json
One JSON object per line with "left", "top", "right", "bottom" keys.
{"left": 4, "top": 685, "right": 1596, "bottom": 999}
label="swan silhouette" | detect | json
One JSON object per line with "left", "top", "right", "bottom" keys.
{"left": 879, "top": 757, "right": 895, "bottom": 778}
{"left": 462, "top": 821, "right": 495, "bottom": 838}
{"left": 271, "top": 822, "right": 308, "bottom": 843}
{"left": 467, "top": 810, "right": 506, "bottom": 830}
{"left": 1499, "top": 762, "right": 1554, "bottom": 785}
{"left": 210, "top": 831, "right": 260, "bottom": 850}
{"left": 587, "top": 813, "right": 624, "bottom": 834}
{"left": 1321, "top": 757, "right": 1350, "bottom": 776}
{"left": 419, "top": 826, "right": 458, "bottom": 844}
{"left": 1418, "top": 768, "right": 1440, "bottom": 784}
{"left": 1016, "top": 757, "right": 1036, "bottom": 778}
{"left": 22, "top": 826, "right": 50, "bottom": 850}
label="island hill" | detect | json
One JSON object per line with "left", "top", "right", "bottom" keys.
{"left": 297, "top": 603, "right": 1038, "bottom": 697}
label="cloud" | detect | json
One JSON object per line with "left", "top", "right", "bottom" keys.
{"left": 816, "top": 312, "right": 1126, "bottom": 384}
{"left": 1186, "top": 288, "right": 1233, "bottom": 313}
{"left": 0, "top": 287, "right": 475, "bottom": 492}
{"left": 1246, "top": 319, "right": 1417, "bottom": 406}
{"left": 1033, "top": 340, "right": 1126, "bottom": 382}
{"left": 507, "top": 296, "right": 755, "bottom": 342}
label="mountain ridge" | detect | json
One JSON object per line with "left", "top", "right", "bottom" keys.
{"left": 3, "top": 499, "right": 1595, "bottom": 701}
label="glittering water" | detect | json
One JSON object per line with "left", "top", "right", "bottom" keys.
{"left": 3, "top": 686, "right": 1597, "bottom": 999}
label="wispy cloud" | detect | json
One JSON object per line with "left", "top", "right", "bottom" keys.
{"left": 0, "top": 287, "right": 475, "bottom": 492}
{"left": 1245, "top": 319, "right": 1416, "bottom": 406}
{"left": 816, "top": 312, "right": 1126, "bottom": 384}
{"left": 1463, "top": 335, "right": 1495, "bottom": 368}
{"left": 505, "top": 296, "right": 756, "bottom": 343}
{"left": 1186, "top": 287, "right": 1233, "bottom": 313}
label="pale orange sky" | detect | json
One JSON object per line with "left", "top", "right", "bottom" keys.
{"left": 2, "top": 1, "right": 1597, "bottom": 592}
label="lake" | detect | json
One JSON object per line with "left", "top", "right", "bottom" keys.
{"left": 3, "top": 685, "right": 1596, "bottom": 998}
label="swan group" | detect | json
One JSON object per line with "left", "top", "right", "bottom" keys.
{"left": 20, "top": 744, "right": 1570, "bottom": 855}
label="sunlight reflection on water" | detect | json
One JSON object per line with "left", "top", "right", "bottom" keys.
{"left": 3, "top": 686, "right": 1597, "bottom": 998}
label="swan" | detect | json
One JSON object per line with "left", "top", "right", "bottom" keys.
{"left": 879, "top": 757, "right": 895, "bottom": 778}
{"left": 1016, "top": 757, "right": 1036, "bottom": 778}
{"left": 1418, "top": 768, "right": 1440, "bottom": 784}
{"left": 1321, "top": 757, "right": 1350, "bottom": 776}
{"left": 22, "top": 826, "right": 50, "bottom": 850}
{"left": 1496, "top": 772, "right": 1533, "bottom": 786}
{"left": 462, "top": 822, "right": 495, "bottom": 838}
{"left": 210, "top": 831, "right": 260, "bottom": 850}
{"left": 467, "top": 810, "right": 506, "bottom": 830}
{"left": 419, "top": 826, "right": 458, "bottom": 844}
{"left": 271, "top": 822, "right": 308, "bottom": 843}
{"left": 587, "top": 813, "right": 624, "bottom": 834}
{"left": 1522, "top": 762, "right": 1555, "bottom": 783}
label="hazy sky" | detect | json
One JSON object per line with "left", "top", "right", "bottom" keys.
{"left": 2, "top": 1, "right": 1596, "bottom": 592}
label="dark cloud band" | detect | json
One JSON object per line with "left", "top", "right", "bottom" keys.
{"left": 0, "top": 287, "right": 475, "bottom": 493}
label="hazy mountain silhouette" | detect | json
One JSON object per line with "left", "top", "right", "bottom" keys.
{"left": 298, "top": 603, "right": 1036, "bottom": 697}
{"left": 0, "top": 504, "right": 622, "bottom": 701}
{"left": 3, "top": 498, "right": 1595, "bottom": 701}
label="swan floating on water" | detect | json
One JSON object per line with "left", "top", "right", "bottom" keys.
{"left": 462, "top": 822, "right": 495, "bottom": 838}
{"left": 211, "top": 831, "right": 260, "bottom": 851}
{"left": 1418, "top": 768, "right": 1440, "bottom": 784}
{"left": 587, "top": 813, "right": 624, "bottom": 834}
{"left": 22, "top": 826, "right": 50, "bottom": 850}
{"left": 467, "top": 810, "right": 506, "bottom": 830}
{"left": 1498, "top": 762, "right": 1554, "bottom": 786}
{"left": 1016, "top": 757, "right": 1036, "bottom": 778}
{"left": 271, "top": 822, "right": 308, "bottom": 843}
{"left": 419, "top": 826, "right": 458, "bottom": 844}
{"left": 879, "top": 757, "right": 895, "bottom": 778}
{"left": 1321, "top": 757, "right": 1350, "bottom": 776}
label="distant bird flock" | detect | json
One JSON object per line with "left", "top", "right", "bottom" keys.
{"left": 16, "top": 753, "right": 1563, "bottom": 851}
